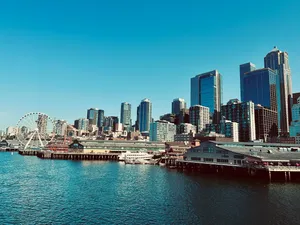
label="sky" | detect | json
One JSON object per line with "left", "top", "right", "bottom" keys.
{"left": 0, "top": 0, "right": 299, "bottom": 130}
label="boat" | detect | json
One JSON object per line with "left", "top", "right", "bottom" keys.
{"left": 118, "top": 151, "right": 154, "bottom": 161}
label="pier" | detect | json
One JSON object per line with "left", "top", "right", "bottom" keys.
{"left": 36, "top": 151, "right": 119, "bottom": 161}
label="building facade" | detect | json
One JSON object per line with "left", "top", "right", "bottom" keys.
{"left": 242, "top": 68, "right": 278, "bottom": 111}
{"left": 172, "top": 98, "right": 186, "bottom": 115}
{"left": 87, "top": 108, "right": 99, "bottom": 126}
{"left": 55, "top": 120, "right": 68, "bottom": 136}
{"left": 264, "top": 47, "right": 292, "bottom": 135}
{"left": 177, "top": 123, "right": 196, "bottom": 134}
{"left": 206, "top": 119, "right": 239, "bottom": 142}
{"left": 254, "top": 105, "right": 278, "bottom": 141}
{"left": 97, "top": 110, "right": 105, "bottom": 129}
{"left": 290, "top": 96, "right": 300, "bottom": 137}
{"left": 74, "top": 118, "right": 89, "bottom": 131}
{"left": 221, "top": 100, "right": 256, "bottom": 142}
{"left": 120, "top": 102, "right": 131, "bottom": 131}
{"left": 240, "top": 62, "right": 256, "bottom": 102}
{"left": 160, "top": 113, "right": 177, "bottom": 124}
{"left": 138, "top": 98, "right": 152, "bottom": 132}
{"left": 150, "top": 120, "right": 176, "bottom": 142}
{"left": 189, "top": 105, "right": 210, "bottom": 133}
{"left": 191, "top": 70, "right": 222, "bottom": 123}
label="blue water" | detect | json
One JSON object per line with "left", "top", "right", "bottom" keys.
{"left": 0, "top": 152, "right": 299, "bottom": 225}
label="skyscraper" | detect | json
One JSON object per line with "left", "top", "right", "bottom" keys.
{"left": 191, "top": 70, "right": 222, "bottom": 123}
{"left": 172, "top": 98, "right": 186, "bottom": 115}
{"left": 241, "top": 68, "right": 278, "bottom": 111}
{"left": 221, "top": 100, "right": 256, "bottom": 142}
{"left": 264, "top": 47, "right": 292, "bottom": 135}
{"left": 120, "top": 102, "right": 131, "bottom": 131}
{"left": 189, "top": 105, "right": 210, "bottom": 133}
{"left": 138, "top": 98, "right": 152, "bottom": 132}
{"left": 97, "top": 110, "right": 104, "bottom": 128}
{"left": 87, "top": 108, "right": 98, "bottom": 126}
{"left": 240, "top": 62, "right": 256, "bottom": 102}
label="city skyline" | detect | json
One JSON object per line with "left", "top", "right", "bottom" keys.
{"left": 0, "top": 0, "right": 300, "bottom": 129}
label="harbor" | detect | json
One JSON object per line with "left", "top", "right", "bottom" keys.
{"left": 3, "top": 139, "right": 300, "bottom": 182}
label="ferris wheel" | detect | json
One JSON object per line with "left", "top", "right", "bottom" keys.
{"left": 16, "top": 112, "right": 56, "bottom": 150}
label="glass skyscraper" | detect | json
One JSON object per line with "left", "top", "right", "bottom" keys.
{"left": 240, "top": 62, "right": 256, "bottom": 102}
{"left": 138, "top": 98, "right": 152, "bottom": 132}
{"left": 172, "top": 98, "right": 186, "bottom": 115}
{"left": 87, "top": 108, "right": 98, "bottom": 126}
{"left": 120, "top": 102, "right": 131, "bottom": 131}
{"left": 191, "top": 70, "right": 222, "bottom": 123}
{"left": 97, "top": 110, "right": 104, "bottom": 128}
{"left": 242, "top": 68, "right": 278, "bottom": 111}
{"left": 264, "top": 47, "right": 292, "bottom": 135}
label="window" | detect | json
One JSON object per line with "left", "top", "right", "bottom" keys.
{"left": 204, "top": 158, "right": 213, "bottom": 162}
{"left": 191, "top": 157, "right": 201, "bottom": 161}
{"left": 234, "top": 155, "right": 244, "bottom": 159}
{"left": 217, "top": 159, "right": 229, "bottom": 163}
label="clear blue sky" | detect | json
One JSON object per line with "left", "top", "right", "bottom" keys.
{"left": 0, "top": 0, "right": 299, "bottom": 129}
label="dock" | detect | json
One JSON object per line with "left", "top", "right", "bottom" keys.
{"left": 37, "top": 151, "right": 119, "bottom": 161}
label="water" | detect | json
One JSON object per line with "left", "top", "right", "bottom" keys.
{"left": 0, "top": 152, "right": 299, "bottom": 225}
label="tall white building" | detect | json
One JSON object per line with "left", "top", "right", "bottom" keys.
{"left": 150, "top": 120, "right": 176, "bottom": 142}
{"left": 189, "top": 105, "right": 210, "bottom": 133}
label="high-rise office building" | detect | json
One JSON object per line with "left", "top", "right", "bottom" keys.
{"left": 97, "top": 110, "right": 104, "bottom": 128}
{"left": 221, "top": 100, "right": 256, "bottom": 142}
{"left": 177, "top": 123, "right": 196, "bottom": 135}
{"left": 172, "top": 98, "right": 186, "bottom": 115}
{"left": 135, "top": 105, "right": 140, "bottom": 131}
{"left": 264, "top": 47, "right": 292, "bottom": 135}
{"left": 241, "top": 68, "right": 278, "bottom": 111}
{"left": 254, "top": 105, "right": 278, "bottom": 141}
{"left": 87, "top": 108, "right": 98, "bottom": 126}
{"left": 120, "top": 102, "right": 131, "bottom": 131}
{"left": 240, "top": 62, "right": 256, "bottom": 102}
{"left": 191, "top": 70, "right": 222, "bottom": 123}
{"left": 138, "top": 99, "right": 152, "bottom": 132}
{"left": 189, "top": 105, "right": 210, "bottom": 133}
{"left": 74, "top": 118, "right": 89, "bottom": 131}
{"left": 150, "top": 120, "right": 176, "bottom": 142}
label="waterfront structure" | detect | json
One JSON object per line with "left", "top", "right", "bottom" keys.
{"left": 179, "top": 141, "right": 300, "bottom": 182}
{"left": 255, "top": 105, "right": 278, "bottom": 141}
{"left": 189, "top": 105, "right": 210, "bottom": 133}
{"left": 240, "top": 62, "right": 256, "bottom": 101}
{"left": 172, "top": 98, "right": 186, "bottom": 115}
{"left": 191, "top": 70, "right": 222, "bottom": 123}
{"left": 149, "top": 120, "right": 176, "bottom": 142}
{"left": 87, "top": 108, "right": 99, "bottom": 126}
{"left": 177, "top": 123, "right": 196, "bottom": 135}
{"left": 241, "top": 68, "right": 278, "bottom": 111}
{"left": 74, "top": 118, "right": 89, "bottom": 131}
{"left": 120, "top": 102, "right": 131, "bottom": 131}
{"left": 290, "top": 97, "right": 300, "bottom": 137}
{"left": 264, "top": 47, "right": 292, "bottom": 135}
{"left": 97, "top": 110, "right": 105, "bottom": 129}
{"left": 138, "top": 98, "right": 152, "bottom": 132}
{"left": 221, "top": 100, "right": 256, "bottom": 142}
